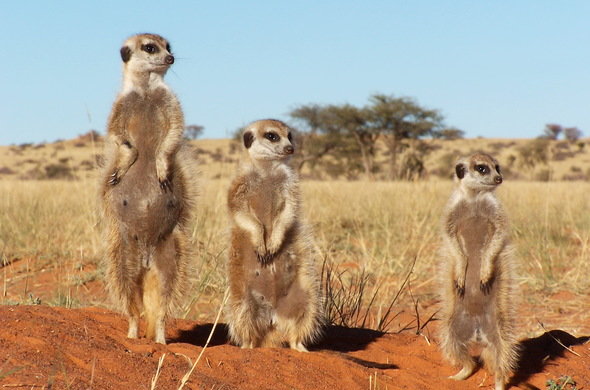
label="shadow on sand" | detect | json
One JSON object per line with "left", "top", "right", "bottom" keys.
{"left": 510, "top": 330, "right": 589, "bottom": 389}
{"left": 170, "top": 323, "right": 397, "bottom": 369}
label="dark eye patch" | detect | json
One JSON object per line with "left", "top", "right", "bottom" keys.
{"left": 476, "top": 164, "right": 490, "bottom": 175}
{"left": 287, "top": 132, "right": 292, "bottom": 142}
{"left": 166, "top": 43, "right": 171, "bottom": 52}
{"left": 141, "top": 43, "right": 159, "bottom": 54}
{"left": 495, "top": 164, "right": 501, "bottom": 174}
{"left": 264, "top": 132, "right": 280, "bottom": 142}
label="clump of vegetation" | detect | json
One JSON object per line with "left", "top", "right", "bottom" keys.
{"left": 546, "top": 375, "right": 578, "bottom": 390}
{"left": 321, "top": 258, "right": 414, "bottom": 332}
{"left": 517, "top": 138, "right": 550, "bottom": 170}
{"left": 44, "top": 162, "right": 76, "bottom": 180}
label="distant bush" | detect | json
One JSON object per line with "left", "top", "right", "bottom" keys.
{"left": 80, "top": 160, "right": 95, "bottom": 171}
{"left": 517, "top": 139, "right": 549, "bottom": 169}
{"left": 535, "top": 168, "right": 552, "bottom": 182}
{"left": 44, "top": 163, "right": 75, "bottom": 180}
{"left": 553, "top": 151, "right": 575, "bottom": 161}
{"left": 0, "top": 167, "right": 16, "bottom": 175}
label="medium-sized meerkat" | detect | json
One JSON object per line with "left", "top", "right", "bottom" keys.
{"left": 100, "top": 33, "right": 197, "bottom": 344}
{"left": 438, "top": 153, "right": 519, "bottom": 390}
{"left": 226, "top": 119, "right": 323, "bottom": 352}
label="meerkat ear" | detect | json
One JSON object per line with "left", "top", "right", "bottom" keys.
{"left": 243, "top": 131, "right": 254, "bottom": 149}
{"left": 455, "top": 163, "right": 466, "bottom": 179}
{"left": 120, "top": 46, "right": 132, "bottom": 62}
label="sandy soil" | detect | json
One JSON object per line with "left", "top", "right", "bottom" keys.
{"left": 0, "top": 304, "right": 588, "bottom": 390}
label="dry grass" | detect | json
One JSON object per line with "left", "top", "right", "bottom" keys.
{"left": 0, "top": 174, "right": 589, "bottom": 335}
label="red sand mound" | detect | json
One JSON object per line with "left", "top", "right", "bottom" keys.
{"left": 0, "top": 305, "right": 588, "bottom": 389}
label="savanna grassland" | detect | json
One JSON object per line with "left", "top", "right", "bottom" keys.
{"left": 0, "top": 136, "right": 589, "bottom": 389}
{"left": 1, "top": 136, "right": 589, "bottom": 334}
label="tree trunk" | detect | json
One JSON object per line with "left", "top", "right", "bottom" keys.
{"left": 353, "top": 132, "right": 374, "bottom": 180}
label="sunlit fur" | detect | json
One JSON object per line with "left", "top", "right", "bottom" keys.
{"left": 438, "top": 153, "right": 519, "bottom": 390}
{"left": 99, "top": 33, "right": 197, "bottom": 344}
{"left": 226, "top": 119, "right": 323, "bottom": 351}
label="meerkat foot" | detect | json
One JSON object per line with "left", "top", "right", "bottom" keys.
{"left": 127, "top": 317, "right": 139, "bottom": 339}
{"left": 494, "top": 377, "right": 506, "bottom": 390}
{"left": 154, "top": 324, "right": 166, "bottom": 345}
{"left": 449, "top": 361, "right": 476, "bottom": 381}
{"left": 289, "top": 341, "right": 308, "bottom": 352}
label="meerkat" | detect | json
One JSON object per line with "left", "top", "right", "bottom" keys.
{"left": 438, "top": 153, "right": 519, "bottom": 390}
{"left": 226, "top": 119, "right": 323, "bottom": 352}
{"left": 99, "top": 33, "right": 197, "bottom": 344}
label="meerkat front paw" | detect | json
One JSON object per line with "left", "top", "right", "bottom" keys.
{"left": 254, "top": 243, "right": 274, "bottom": 265}
{"left": 108, "top": 169, "right": 121, "bottom": 185}
{"left": 156, "top": 157, "right": 171, "bottom": 191}
{"left": 265, "top": 237, "right": 282, "bottom": 258}
{"left": 454, "top": 277, "right": 465, "bottom": 297}
{"left": 480, "top": 274, "right": 494, "bottom": 295}
{"left": 480, "top": 263, "right": 494, "bottom": 294}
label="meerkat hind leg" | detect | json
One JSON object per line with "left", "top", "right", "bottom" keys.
{"left": 127, "top": 309, "right": 140, "bottom": 339}
{"left": 289, "top": 340, "right": 308, "bottom": 352}
{"left": 126, "top": 287, "right": 142, "bottom": 338}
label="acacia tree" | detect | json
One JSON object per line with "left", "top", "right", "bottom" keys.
{"left": 289, "top": 93, "right": 463, "bottom": 180}
{"left": 564, "top": 127, "right": 583, "bottom": 142}
{"left": 322, "top": 104, "right": 379, "bottom": 179}
{"left": 366, "top": 94, "right": 446, "bottom": 179}
{"left": 289, "top": 104, "right": 340, "bottom": 173}
{"left": 542, "top": 124, "right": 562, "bottom": 140}
{"left": 185, "top": 124, "right": 204, "bottom": 140}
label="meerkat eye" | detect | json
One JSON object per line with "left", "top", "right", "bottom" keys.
{"left": 476, "top": 164, "right": 490, "bottom": 175}
{"left": 287, "top": 132, "right": 293, "bottom": 142}
{"left": 166, "top": 43, "right": 171, "bottom": 52}
{"left": 142, "top": 44, "right": 157, "bottom": 54}
{"left": 495, "top": 164, "right": 501, "bottom": 174}
{"left": 264, "top": 132, "right": 280, "bottom": 142}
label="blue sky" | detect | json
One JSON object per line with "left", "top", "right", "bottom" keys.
{"left": 1, "top": 1, "right": 588, "bottom": 144}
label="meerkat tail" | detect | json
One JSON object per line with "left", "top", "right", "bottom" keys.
{"left": 143, "top": 268, "right": 166, "bottom": 344}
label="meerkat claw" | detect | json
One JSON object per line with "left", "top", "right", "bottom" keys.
{"left": 159, "top": 178, "right": 171, "bottom": 192}
{"left": 454, "top": 281, "right": 465, "bottom": 297}
{"left": 108, "top": 171, "right": 120, "bottom": 185}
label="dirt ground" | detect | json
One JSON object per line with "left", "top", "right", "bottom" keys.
{"left": 1, "top": 257, "right": 589, "bottom": 389}
{"left": 0, "top": 305, "right": 588, "bottom": 389}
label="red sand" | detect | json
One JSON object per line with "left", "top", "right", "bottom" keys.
{"left": 1, "top": 305, "right": 588, "bottom": 390}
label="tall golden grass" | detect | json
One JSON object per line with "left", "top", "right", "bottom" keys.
{"left": 0, "top": 178, "right": 588, "bottom": 334}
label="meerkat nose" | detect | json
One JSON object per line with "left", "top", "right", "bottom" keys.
{"left": 494, "top": 176, "right": 503, "bottom": 184}
{"left": 284, "top": 145, "right": 294, "bottom": 155}
{"left": 165, "top": 55, "right": 174, "bottom": 65}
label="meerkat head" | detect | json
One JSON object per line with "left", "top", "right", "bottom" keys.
{"left": 242, "top": 119, "right": 295, "bottom": 161}
{"left": 119, "top": 33, "right": 174, "bottom": 75}
{"left": 455, "top": 153, "right": 502, "bottom": 191}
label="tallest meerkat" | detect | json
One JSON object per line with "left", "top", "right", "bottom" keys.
{"left": 100, "top": 33, "right": 197, "bottom": 344}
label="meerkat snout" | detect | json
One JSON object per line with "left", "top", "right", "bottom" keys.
{"left": 164, "top": 55, "right": 174, "bottom": 64}
{"left": 284, "top": 145, "right": 294, "bottom": 155}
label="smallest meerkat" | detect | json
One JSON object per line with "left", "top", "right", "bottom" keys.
{"left": 438, "top": 153, "right": 519, "bottom": 390}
